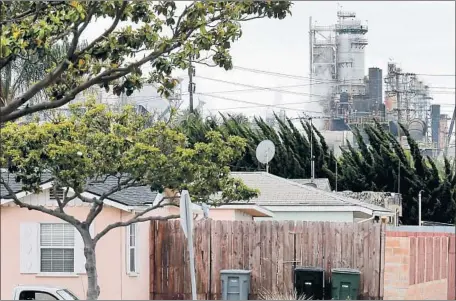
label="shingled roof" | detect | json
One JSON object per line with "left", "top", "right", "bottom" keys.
{"left": 0, "top": 170, "right": 157, "bottom": 207}
{"left": 231, "top": 172, "right": 393, "bottom": 214}
{"left": 85, "top": 176, "right": 158, "bottom": 206}
{"left": 0, "top": 169, "right": 54, "bottom": 199}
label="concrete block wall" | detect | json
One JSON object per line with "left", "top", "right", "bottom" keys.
{"left": 383, "top": 231, "right": 455, "bottom": 300}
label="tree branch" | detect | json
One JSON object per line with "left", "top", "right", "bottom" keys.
{"left": 93, "top": 196, "right": 179, "bottom": 243}
{"left": 172, "top": 2, "right": 195, "bottom": 36}
{"left": 0, "top": 5, "right": 221, "bottom": 122}
{"left": 0, "top": 2, "right": 65, "bottom": 25}
{"left": 0, "top": 177, "right": 80, "bottom": 225}
{"left": 76, "top": 1, "right": 127, "bottom": 56}
{"left": 94, "top": 213, "right": 180, "bottom": 245}
{"left": 85, "top": 176, "right": 138, "bottom": 224}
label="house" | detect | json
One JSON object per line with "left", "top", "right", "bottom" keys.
{"left": 205, "top": 203, "right": 274, "bottom": 221}
{"left": 0, "top": 171, "right": 203, "bottom": 300}
{"left": 0, "top": 170, "right": 271, "bottom": 300}
{"left": 230, "top": 172, "right": 395, "bottom": 222}
{"left": 336, "top": 191, "right": 403, "bottom": 225}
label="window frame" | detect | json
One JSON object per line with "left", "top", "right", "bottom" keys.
{"left": 19, "top": 290, "right": 59, "bottom": 301}
{"left": 39, "top": 222, "right": 75, "bottom": 274}
{"left": 126, "top": 223, "right": 139, "bottom": 275}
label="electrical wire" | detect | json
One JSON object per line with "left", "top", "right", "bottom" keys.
{"left": 415, "top": 74, "right": 456, "bottom": 77}
{"left": 196, "top": 75, "right": 331, "bottom": 97}
{"left": 233, "top": 65, "right": 456, "bottom": 79}
{"left": 196, "top": 92, "right": 325, "bottom": 114}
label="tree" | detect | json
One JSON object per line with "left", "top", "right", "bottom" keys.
{"left": 0, "top": 1, "right": 292, "bottom": 122}
{"left": 0, "top": 101, "right": 258, "bottom": 300}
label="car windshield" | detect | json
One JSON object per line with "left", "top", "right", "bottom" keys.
{"left": 56, "top": 289, "right": 79, "bottom": 300}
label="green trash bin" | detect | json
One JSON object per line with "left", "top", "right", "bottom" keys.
{"left": 330, "top": 268, "right": 361, "bottom": 300}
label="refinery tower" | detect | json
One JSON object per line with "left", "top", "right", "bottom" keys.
{"left": 309, "top": 10, "right": 384, "bottom": 132}
{"left": 309, "top": 10, "right": 454, "bottom": 157}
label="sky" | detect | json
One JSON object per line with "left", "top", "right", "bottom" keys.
{"left": 83, "top": 1, "right": 455, "bottom": 121}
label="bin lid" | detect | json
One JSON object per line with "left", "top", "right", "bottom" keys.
{"left": 220, "top": 269, "right": 252, "bottom": 274}
{"left": 331, "top": 268, "right": 360, "bottom": 274}
{"left": 294, "top": 266, "right": 325, "bottom": 272}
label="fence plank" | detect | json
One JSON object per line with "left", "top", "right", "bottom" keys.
{"left": 168, "top": 221, "right": 176, "bottom": 295}
{"left": 210, "top": 220, "right": 222, "bottom": 298}
{"left": 299, "top": 221, "right": 308, "bottom": 266}
{"left": 271, "top": 221, "right": 279, "bottom": 293}
{"left": 232, "top": 222, "right": 243, "bottom": 270}
{"left": 333, "top": 223, "right": 342, "bottom": 268}
{"left": 370, "top": 223, "right": 381, "bottom": 299}
{"left": 323, "top": 222, "right": 333, "bottom": 276}
{"left": 149, "top": 221, "right": 156, "bottom": 299}
{"left": 282, "top": 221, "right": 294, "bottom": 294}
{"left": 341, "top": 223, "right": 354, "bottom": 268}
{"left": 154, "top": 221, "right": 164, "bottom": 296}
{"left": 353, "top": 223, "right": 364, "bottom": 292}
{"left": 250, "top": 221, "right": 261, "bottom": 298}
{"left": 242, "top": 222, "right": 250, "bottom": 270}
{"left": 362, "top": 222, "right": 371, "bottom": 296}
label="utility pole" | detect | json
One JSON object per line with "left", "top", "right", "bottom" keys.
{"left": 395, "top": 69, "right": 402, "bottom": 196}
{"left": 418, "top": 190, "right": 423, "bottom": 226}
{"left": 335, "top": 156, "right": 338, "bottom": 192}
{"left": 188, "top": 55, "right": 195, "bottom": 113}
{"left": 310, "top": 117, "right": 315, "bottom": 182}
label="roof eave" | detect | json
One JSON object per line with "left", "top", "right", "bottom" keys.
{"left": 0, "top": 181, "right": 54, "bottom": 205}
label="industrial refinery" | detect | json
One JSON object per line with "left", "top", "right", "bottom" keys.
{"left": 309, "top": 10, "right": 455, "bottom": 157}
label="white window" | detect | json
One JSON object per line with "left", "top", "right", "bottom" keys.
{"left": 126, "top": 223, "right": 139, "bottom": 274}
{"left": 19, "top": 222, "right": 94, "bottom": 275}
{"left": 40, "top": 223, "right": 75, "bottom": 273}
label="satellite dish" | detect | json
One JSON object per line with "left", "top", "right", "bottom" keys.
{"left": 256, "top": 140, "right": 276, "bottom": 173}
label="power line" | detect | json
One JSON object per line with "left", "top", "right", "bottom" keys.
{"left": 196, "top": 92, "right": 325, "bottom": 114}
{"left": 415, "top": 73, "right": 456, "bottom": 77}
{"left": 196, "top": 76, "right": 329, "bottom": 97}
{"left": 188, "top": 56, "right": 196, "bottom": 112}
{"left": 233, "top": 65, "right": 456, "bottom": 80}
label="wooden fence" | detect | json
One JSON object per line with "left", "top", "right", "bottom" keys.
{"left": 149, "top": 220, "right": 386, "bottom": 300}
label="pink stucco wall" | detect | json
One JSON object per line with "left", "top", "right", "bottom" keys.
{"left": 208, "top": 209, "right": 253, "bottom": 221}
{"left": 0, "top": 194, "right": 170, "bottom": 300}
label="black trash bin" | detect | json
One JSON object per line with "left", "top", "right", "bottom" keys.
{"left": 294, "top": 267, "right": 325, "bottom": 300}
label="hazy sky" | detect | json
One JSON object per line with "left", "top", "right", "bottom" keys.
{"left": 85, "top": 1, "right": 455, "bottom": 119}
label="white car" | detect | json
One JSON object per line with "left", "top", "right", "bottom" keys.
{"left": 12, "top": 285, "right": 79, "bottom": 300}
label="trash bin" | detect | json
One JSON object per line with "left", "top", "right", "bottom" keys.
{"left": 294, "top": 267, "right": 325, "bottom": 300}
{"left": 220, "top": 269, "right": 251, "bottom": 300}
{"left": 331, "top": 268, "right": 361, "bottom": 300}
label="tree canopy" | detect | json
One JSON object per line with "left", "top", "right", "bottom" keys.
{"left": 0, "top": 1, "right": 292, "bottom": 122}
{"left": 0, "top": 101, "right": 258, "bottom": 299}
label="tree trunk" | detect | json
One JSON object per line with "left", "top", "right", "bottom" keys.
{"left": 82, "top": 232, "right": 100, "bottom": 300}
